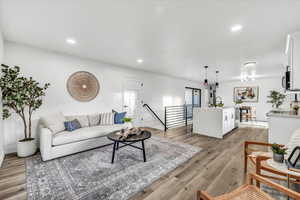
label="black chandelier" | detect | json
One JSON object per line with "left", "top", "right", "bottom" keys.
{"left": 203, "top": 66, "right": 208, "bottom": 86}
{"left": 215, "top": 70, "right": 219, "bottom": 87}
{"left": 203, "top": 66, "right": 220, "bottom": 88}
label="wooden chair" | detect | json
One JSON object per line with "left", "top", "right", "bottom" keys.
{"left": 244, "top": 141, "right": 276, "bottom": 174}
{"left": 240, "top": 106, "right": 252, "bottom": 122}
{"left": 197, "top": 173, "right": 300, "bottom": 200}
{"left": 244, "top": 141, "right": 300, "bottom": 188}
{"left": 250, "top": 106, "right": 256, "bottom": 121}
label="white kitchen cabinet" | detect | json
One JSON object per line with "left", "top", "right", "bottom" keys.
{"left": 267, "top": 111, "right": 300, "bottom": 145}
{"left": 193, "top": 107, "right": 235, "bottom": 139}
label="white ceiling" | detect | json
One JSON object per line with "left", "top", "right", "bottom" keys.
{"left": 1, "top": 0, "right": 300, "bottom": 81}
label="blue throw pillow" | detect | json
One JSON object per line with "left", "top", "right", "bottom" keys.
{"left": 114, "top": 112, "right": 126, "bottom": 124}
{"left": 64, "top": 119, "right": 81, "bottom": 132}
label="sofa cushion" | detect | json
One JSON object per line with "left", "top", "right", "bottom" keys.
{"left": 114, "top": 112, "right": 126, "bottom": 124}
{"left": 64, "top": 119, "right": 81, "bottom": 131}
{"left": 52, "top": 124, "right": 126, "bottom": 146}
{"left": 88, "top": 113, "right": 100, "bottom": 126}
{"left": 100, "top": 112, "right": 115, "bottom": 125}
{"left": 41, "top": 112, "right": 66, "bottom": 134}
{"left": 65, "top": 115, "right": 89, "bottom": 127}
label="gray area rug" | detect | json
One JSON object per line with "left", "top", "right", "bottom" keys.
{"left": 26, "top": 135, "right": 201, "bottom": 200}
{"left": 261, "top": 172, "right": 300, "bottom": 200}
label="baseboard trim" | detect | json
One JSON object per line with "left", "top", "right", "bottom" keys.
{"left": 4, "top": 143, "right": 17, "bottom": 154}
{"left": 0, "top": 151, "right": 4, "bottom": 167}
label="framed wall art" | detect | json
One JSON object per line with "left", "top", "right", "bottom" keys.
{"left": 234, "top": 86, "right": 259, "bottom": 103}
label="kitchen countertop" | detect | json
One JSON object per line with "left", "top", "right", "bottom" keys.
{"left": 195, "top": 107, "right": 234, "bottom": 111}
{"left": 266, "top": 110, "right": 300, "bottom": 118}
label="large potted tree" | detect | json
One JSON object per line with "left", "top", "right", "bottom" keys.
{"left": 0, "top": 64, "right": 50, "bottom": 157}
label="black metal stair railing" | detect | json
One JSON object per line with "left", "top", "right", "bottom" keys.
{"left": 164, "top": 104, "right": 194, "bottom": 130}
{"left": 143, "top": 103, "right": 199, "bottom": 132}
{"left": 143, "top": 104, "right": 166, "bottom": 130}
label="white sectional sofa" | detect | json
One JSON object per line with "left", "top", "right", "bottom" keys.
{"left": 40, "top": 112, "right": 126, "bottom": 161}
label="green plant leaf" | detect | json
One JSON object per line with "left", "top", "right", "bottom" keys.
{"left": 0, "top": 64, "right": 50, "bottom": 139}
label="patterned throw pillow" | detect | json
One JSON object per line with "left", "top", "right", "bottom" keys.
{"left": 99, "top": 112, "right": 115, "bottom": 125}
{"left": 64, "top": 119, "right": 82, "bottom": 132}
{"left": 65, "top": 115, "right": 89, "bottom": 127}
{"left": 114, "top": 112, "right": 126, "bottom": 124}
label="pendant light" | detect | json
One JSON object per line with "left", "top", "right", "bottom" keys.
{"left": 203, "top": 66, "right": 208, "bottom": 86}
{"left": 215, "top": 70, "right": 219, "bottom": 87}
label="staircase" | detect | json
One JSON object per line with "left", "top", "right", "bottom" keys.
{"left": 142, "top": 104, "right": 198, "bottom": 132}
{"left": 142, "top": 104, "right": 166, "bottom": 131}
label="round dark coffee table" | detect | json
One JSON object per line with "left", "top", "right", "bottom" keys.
{"left": 107, "top": 130, "right": 151, "bottom": 164}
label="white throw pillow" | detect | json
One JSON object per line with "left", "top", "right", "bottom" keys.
{"left": 99, "top": 112, "right": 115, "bottom": 125}
{"left": 66, "top": 115, "right": 89, "bottom": 127}
{"left": 88, "top": 113, "right": 100, "bottom": 126}
{"left": 41, "top": 112, "right": 66, "bottom": 134}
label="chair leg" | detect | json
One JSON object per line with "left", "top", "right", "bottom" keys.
{"left": 256, "top": 157, "right": 263, "bottom": 188}
{"left": 244, "top": 157, "right": 248, "bottom": 173}
{"left": 244, "top": 143, "right": 248, "bottom": 173}
{"left": 197, "top": 191, "right": 201, "bottom": 200}
{"left": 197, "top": 191, "right": 212, "bottom": 200}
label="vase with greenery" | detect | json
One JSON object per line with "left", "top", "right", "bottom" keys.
{"left": 267, "top": 90, "right": 286, "bottom": 110}
{"left": 216, "top": 102, "right": 224, "bottom": 107}
{"left": 123, "top": 117, "right": 133, "bottom": 129}
{"left": 271, "top": 143, "right": 287, "bottom": 163}
{"left": 0, "top": 64, "right": 50, "bottom": 157}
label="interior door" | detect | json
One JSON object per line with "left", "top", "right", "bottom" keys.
{"left": 185, "top": 88, "right": 201, "bottom": 106}
{"left": 185, "top": 87, "right": 201, "bottom": 120}
{"left": 193, "top": 89, "right": 201, "bottom": 107}
{"left": 123, "top": 80, "right": 142, "bottom": 124}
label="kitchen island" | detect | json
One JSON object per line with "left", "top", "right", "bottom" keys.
{"left": 193, "top": 107, "right": 235, "bottom": 139}
{"left": 267, "top": 111, "right": 300, "bottom": 145}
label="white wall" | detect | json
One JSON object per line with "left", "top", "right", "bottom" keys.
{"left": 217, "top": 77, "right": 292, "bottom": 121}
{"left": 3, "top": 41, "right": 202, "bottom": 153}
{"left": 0, "top": 27, "right": 4, "bottom": 165}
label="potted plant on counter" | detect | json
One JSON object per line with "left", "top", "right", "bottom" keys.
{"left": 0, "top": 64, "right": 50, "bottom": 157}
{"left": 267, "top": 90, "right": 286, "bottom": 111}
{"left": 293, "top": 104, "right": 300, "bottom": 115}
{"left": 271, "top": 143, "right": 287, "bottom": 163}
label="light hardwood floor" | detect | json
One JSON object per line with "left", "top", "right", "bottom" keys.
{"left": 0, "top": 126, "right": 268, "bottom": 200}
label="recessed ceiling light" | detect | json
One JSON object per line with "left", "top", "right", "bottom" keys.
{"left": 136, "top": 59, "right": 144, "bottom": 63}
{"left": 66, "top": 38, "right": 77, "bottom": 45}
{"left": 231, "top": 24, "right": 243, "bottom": 32}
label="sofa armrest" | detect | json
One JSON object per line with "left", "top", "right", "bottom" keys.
{"left": 40, "top": 128, "right": 53, "bottom": 161}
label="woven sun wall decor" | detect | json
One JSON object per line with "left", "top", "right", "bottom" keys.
{"left": 67, "top": 71, "right": 100, "bottom": 102}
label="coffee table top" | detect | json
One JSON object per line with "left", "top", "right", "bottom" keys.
{"left": 107, "top": 130, "right": 151, "bottom": 142}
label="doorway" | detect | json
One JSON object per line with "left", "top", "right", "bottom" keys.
{"left": 185, "top": 87, "right": 201, "bottom": 119}
{"left": 185, "top": 87, "right": 201, "bottom": 107}
{"left": 122, "top": 79, "right": 143, "bottom": 124}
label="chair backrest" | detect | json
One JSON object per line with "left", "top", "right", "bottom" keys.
{"left": 286, "top": 128, "right": 300, "bottom": 158}
{"left": 250, "top": 107, "right": 256, "bottom": 118}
